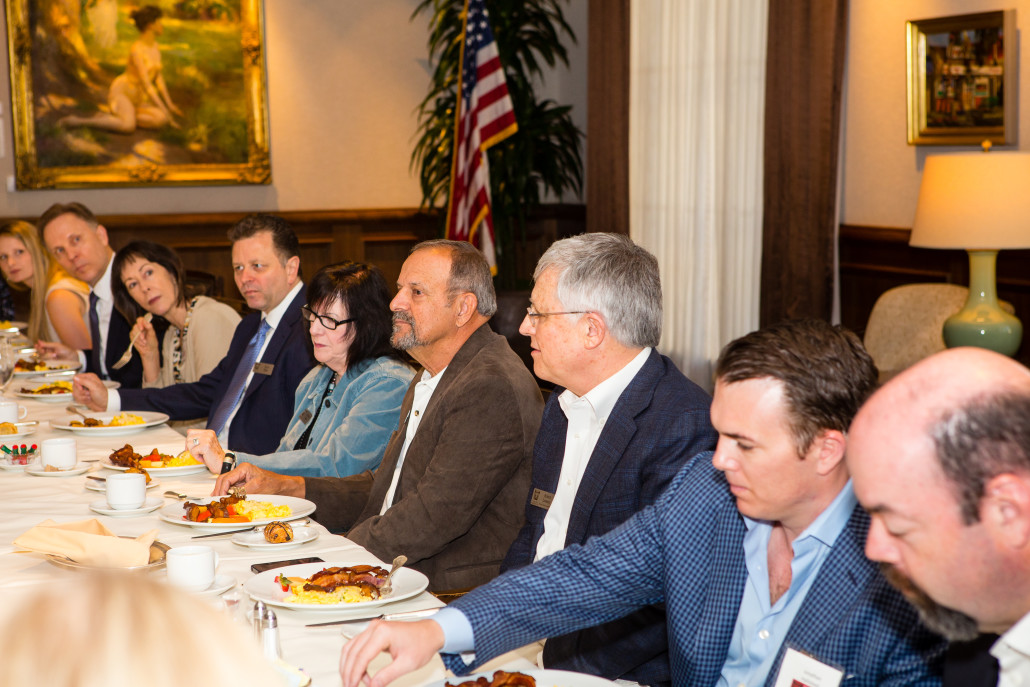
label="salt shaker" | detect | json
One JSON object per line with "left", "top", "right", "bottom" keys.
{"left": 253, "top": 600, "right": 282, "bottom": 660}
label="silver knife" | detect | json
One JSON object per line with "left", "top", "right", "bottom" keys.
{"left": 191, "top": 526, "right": 256, "bottom": 539}
{"left": 305, "top": 607, "right": 441, "bottom": 627}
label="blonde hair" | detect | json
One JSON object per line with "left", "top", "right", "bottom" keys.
{"left": 0, "top": 220, "right": 79, "bottom": 342}
{"left": 0, "top": 572, "right": 286, "bottom": 687}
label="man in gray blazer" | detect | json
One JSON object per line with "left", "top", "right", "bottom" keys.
{"left": 215, "top": 240, "right": 543, "bottom": 591}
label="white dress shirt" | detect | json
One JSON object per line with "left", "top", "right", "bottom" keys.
{"left": 534, "top": 347, "right": 651, "bottom": 560}
{"left": 76, "top": 258, "right": 115, "bottom": 376}
{"left": 379, "top": 365, "right": 448, "bottom": 515}
{"left": 992, "top": 612, "right": 1030, "bottom": 687}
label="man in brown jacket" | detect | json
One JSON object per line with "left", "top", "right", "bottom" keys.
{"left": 215, "top": 240, "right": 543, "bottom": 591}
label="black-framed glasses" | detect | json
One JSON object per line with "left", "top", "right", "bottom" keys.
{"left": 301, "top": 305, "right": 354, "bottom": 330}
{"left": 525, "top": 307, "right": 589, "bottom": 322}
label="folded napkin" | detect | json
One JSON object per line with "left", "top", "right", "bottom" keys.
{"left": 13, "top": 519, "right": 158, "bottom": 567}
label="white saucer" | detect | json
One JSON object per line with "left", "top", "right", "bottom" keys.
{"left": 85, "top": 478, "right": 160, "bottom": 493}
{"left": 231, "top": 526, "right": 319, "bottom": 549}
{"left": 198, "top": 574, "right": 237, "bottom": 597}
{"left": 25, "top": 462, "right": 90, "bottom": 477}
{"left": 88, "top": 496, "right": 164, "bottom": 517}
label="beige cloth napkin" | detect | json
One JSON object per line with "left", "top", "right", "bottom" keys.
{"left": 13, "top": 519, "right": 159, "bottom": 567}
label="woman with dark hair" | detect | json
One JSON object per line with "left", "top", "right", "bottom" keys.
{"left": 111, "top": 241, "right": 239, "bottom": 391}
{"left": 187, "top": 261, "right": 413, "bottom": 478}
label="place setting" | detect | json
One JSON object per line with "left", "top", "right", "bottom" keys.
{"left": 164, "top": 544, "right": 237, "bottom": 597}
{"left": 11, "top": 518, "right": 167, "bottom": 572}
{"left": 22, "top": 437, "right": 91, "bottom": 477}
{"left": 51, "top": 410, "right": 171, "bottom": 436}
{"left": 88, "top": 472, "right": 164, "bottom": 518}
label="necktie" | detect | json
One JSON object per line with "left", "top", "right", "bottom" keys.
{"left": 88, "top": 291, "right": 102, "bottom": 377}
{"left": 207, "top": 319, "right": 271, "bottom": 436}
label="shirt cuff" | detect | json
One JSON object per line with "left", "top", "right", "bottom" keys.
{"left": 77, "top": 350, "right": 87, "bottom": 368}
{"left": 106, "top": 389, "right": 122, "bottom": 413}
{"left": 435, "top": 607, "right": 475, "bottom": 654}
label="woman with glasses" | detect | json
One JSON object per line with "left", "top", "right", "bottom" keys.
{"left": 186, "top": 261, "right": 413, "bottom": 478}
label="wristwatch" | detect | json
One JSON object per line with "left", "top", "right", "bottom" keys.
{"left": 219, "top": 451, "right": 237, "bottom": 475}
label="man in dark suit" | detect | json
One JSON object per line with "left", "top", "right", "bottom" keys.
{"left": 71, "top": 214, "right": 314, "bottom": 456}
{"left": 337, "top": 320, "right": 946, "bottom": 687}
{"left": 214, "top": 240, "right": 543, "bottom": 591}
{"left": 501, "top": 233, "right": 716, "bottom": 685}
{"left": 38, "top": 202, "right": 144, "bottom": 387}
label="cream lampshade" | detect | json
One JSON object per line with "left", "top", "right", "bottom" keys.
{"left": 910, "top": 151, "right": 1030, "bottom": 356}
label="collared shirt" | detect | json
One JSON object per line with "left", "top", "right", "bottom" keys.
{"left": 719, "top": 481, "right": 858, "bottom": 687}
{"left": 992, "top": 611, "right": 1030, "bottom": 686}
{"left": 77, "top": 258, "right": 115, "bottom": 376}
{"left": 534, "top": 347, "right": 652, "bottom": 560}
{"left": 379, "top": 365, "right": 448, "bottom": 515}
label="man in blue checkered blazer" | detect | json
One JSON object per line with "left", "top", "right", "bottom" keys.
{"left": 338, "top": 320, "right": 947, "bottom": 687}
{"left": 502, "top": 233, "right": 716, "bottom": 686}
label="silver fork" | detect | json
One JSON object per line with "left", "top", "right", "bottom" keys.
{"left": 111, "top": 312, "right": 153, "bottom": 370}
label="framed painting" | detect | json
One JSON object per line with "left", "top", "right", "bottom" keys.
{"left": 5, "top": 0, "right": 270, "bottom": 188}
{"left": 906, "top": 10, "right": 1015, "bottom": 146}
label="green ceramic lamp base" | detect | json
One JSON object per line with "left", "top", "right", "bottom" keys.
{"left": 943, "top": 250, "right": 1023, "bottom": 357}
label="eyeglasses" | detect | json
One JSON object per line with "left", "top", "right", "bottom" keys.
{"left": 301, "top": 305, "right": 354, "bottom": 330}
{"left": 525, "top": 307, "right": 589, "bottom": 322}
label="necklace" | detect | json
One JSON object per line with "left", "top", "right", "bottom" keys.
{"left": 170, "top": 296, "right": 200, "bottom": 384}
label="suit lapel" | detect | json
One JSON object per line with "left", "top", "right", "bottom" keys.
{"left": 241, "top": 289, "right": 303, "bottom": 402}
{"left": 565, "top": 351, "right": 663, "bottom": 546}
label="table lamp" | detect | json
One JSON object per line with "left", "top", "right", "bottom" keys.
{"left": 909, "top": 150, "right": 1030, "bottom": 356}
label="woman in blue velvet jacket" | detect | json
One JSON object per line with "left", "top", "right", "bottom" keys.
{"left": 186, "top": 261, "right": 412, "bottom": 478}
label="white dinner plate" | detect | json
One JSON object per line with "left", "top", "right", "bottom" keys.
{"left": 0, "top": 320, "right": 27, "bottom": 334}
{"left": 159, "top": 494, "right": 316, "bottom": 528}
{"left": 243, "top": 562, "right": 428, "bottom": 612}
{"left": 13, "top": 382, "right": 73, "bottom": 403}
{"left": 88, "top": 496, "right": 164, "bottom": 517}
{"left": 0, "top": 424, "right": 38, "bottom": 441}
{"left": 85, "top": 478, "right": 161, "bottom": 492}
{"left": 232, "top": 526, "right": 319, "bottom": 549}
{"left": 101, "top": 460, "right": 206, "bottom": 476}
{"left": 425, "top": 670, "right": 618, "bottom": 687}
{"left": 12, "top": 360, "right": 81, "bottom": 377}
{"left": 50, "top": 411, "right": 170, "bottom": 436}
{"left": 25, "top": 462, "right": 91, "bottom": 477}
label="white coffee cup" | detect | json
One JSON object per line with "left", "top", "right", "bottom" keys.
{"left": 40, "top": 437, "right": 76, "bottom": 470}
{"left": 167, "top": 545, "right": 219, "bottom": 592}
{"left": 106, "top": 472, "right": 146, "bottom": 510}
{"left": 0, "top": 400, "right": 27, "bottom": 424}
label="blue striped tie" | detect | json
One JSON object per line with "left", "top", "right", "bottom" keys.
{"left": 207, "top": 319, "right": 271, "bottom": 436}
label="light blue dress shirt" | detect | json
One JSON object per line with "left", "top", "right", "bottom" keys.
{"left": 238, "top": 356, "right": 413, "bottom": 478}
{"left": 718, "top": 481, "right": 858, "bottom": 687}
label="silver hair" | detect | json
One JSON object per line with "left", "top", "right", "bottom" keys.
{"left": 534, "top": 233, "right": 662, "bottom": 347}
{"left": 410, "top": 239, "right": 497, "bottom": 317}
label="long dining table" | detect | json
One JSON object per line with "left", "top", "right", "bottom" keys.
{"left": 0, "top": 382, "right": 536, "bottom": 686}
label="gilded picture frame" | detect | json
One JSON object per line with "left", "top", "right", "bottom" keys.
{"left": 906, "top": 10, "right": 1015, "bottom": 146}
{"left": 5, "top": 0, "right": 270, "bottom": 189}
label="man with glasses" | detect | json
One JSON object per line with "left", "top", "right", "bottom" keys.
{"left": 72, "top": 214, "right": 315, "bottom": 456}
{"left": 213, "top": 240, "right": 544, "bottom": 592}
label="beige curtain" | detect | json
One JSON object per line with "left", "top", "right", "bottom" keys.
{"left": 629, "top": 0, "right": 768, "bottom": 391}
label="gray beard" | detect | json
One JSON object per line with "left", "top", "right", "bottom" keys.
{"left": 390, "top": 312, "right": 423, "bottom": 351}
{"left": 880, "top": 563, "right": 980, "bottom": 641}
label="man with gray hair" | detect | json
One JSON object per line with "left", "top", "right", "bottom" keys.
{"left": 501, "top": 233, "right": 716, "bottom": 685}
{"left": 215, "top": 239, "right": 543, "bottom": 591}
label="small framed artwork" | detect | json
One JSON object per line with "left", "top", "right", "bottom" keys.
{"left": 4, "top": 0, "right": 271, "bottom": 189}
{"left": 906, "top": 10, "right": 1015, "bottom": 146}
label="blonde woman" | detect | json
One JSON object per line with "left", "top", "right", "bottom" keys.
{"left": 0, "top": 220, "right": 91, "bottom": 348}
{"left": 0, "top": 573, "right": 287, "bottom": 687}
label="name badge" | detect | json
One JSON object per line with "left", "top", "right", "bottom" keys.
{"left": 253, "top": 362, "right": 274, "bottom": 376}
{"left": 298, "top": 409, "right": 313, "bottom": 424}
{"left": 772, "top": 647, "right": 844, "bottom": 687}
{"left": 530, "top": 488, "right": 554, "bottom": 510}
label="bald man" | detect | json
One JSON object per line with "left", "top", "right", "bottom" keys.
{"left": 848, "top": 347, "right": 1030, "bottom": 684}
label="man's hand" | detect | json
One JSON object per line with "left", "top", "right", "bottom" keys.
{"left": 211, "top": 462, "right": 305, "bottom": 498}
{"left": 72, "top": 373, "right": 109, "bottom": 411}
{"left": 185, "top": 429, "right": 225, "bottom": 473}
{"left": 339, "top": 619, "right": 445, "bottom": 687}
{"left": 35, "top": 340, "right": 77, "bottom": 360}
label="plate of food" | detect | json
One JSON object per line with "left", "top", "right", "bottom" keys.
{"left": 99, "top": 443, "right": 206, "bottom": 475}
{"left": 0, "top": 320, "right": 27, "bottom": 335}
{"left": 13, "top": 357, "right": 80, "bottom": 377}
{"left": 0, "top": 422, "right": 37, "bottom": 440}
{"left": 50, "top": 411, "right": 169, "bottom": 436}
{"left": 232, "top": 522, "right": 319, "bottom": 549}
{"left": 14, "top": 379, "right": 74, "bottom": 402}
{"left": 425, "top": 670, "right": 618, "bottom": 687}
{"left": 159, "top": 493, "right": 316, "bottom": 528}
{"left": 243, "top": 562, "right": 428, "bottom": 611}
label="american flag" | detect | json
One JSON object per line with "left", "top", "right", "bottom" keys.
{"left": 445, "top": 0, "right": 518, "bottom": 274}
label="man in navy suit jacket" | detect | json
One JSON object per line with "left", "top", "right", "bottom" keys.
{"left": 502, "top": 233, "right": 716, "bottom": 685}
{"left": 38, "top": 202, "right": 145, "bottom": 388}
{"left": 338, "top": 320, "right": 946, "bottom": 687}
{"left": 71, "top": 215, "right": 315, "bottom": 456}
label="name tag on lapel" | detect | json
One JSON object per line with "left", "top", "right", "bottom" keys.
{"left": 530, "top": 488, "right": 554, "bottom": 510}
{"left": 772, "top": 647, "right": 844, "bottom": 687}
{"left": 253, "top": 362, "right": 274, "bottom": 375}
{"left": 298, "top": 409, "right": 313, "bottom": 424}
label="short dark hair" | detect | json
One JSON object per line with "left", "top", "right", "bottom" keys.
{"left": 227, "top": 214, "right": 300, "bottom": 274}
{"left": 410, "top": 239, "right": 496, "bottom": 317}
{"left": 36, "top": 202, "right": 99, "bottom": 236}
{"left": 110, "top": 241, "right": 186, "bottom": 323}
{"left": 715, "top": 319, "right": 878, "bottom": 455}
{"left": 306, "top": 261, "right": 406, "bottom": 367}
{"left": 932, "top": 392, "right": 1030, "bottom": 524}
{"left": 130, "top": 5, "right": 162, "bottom": 32}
